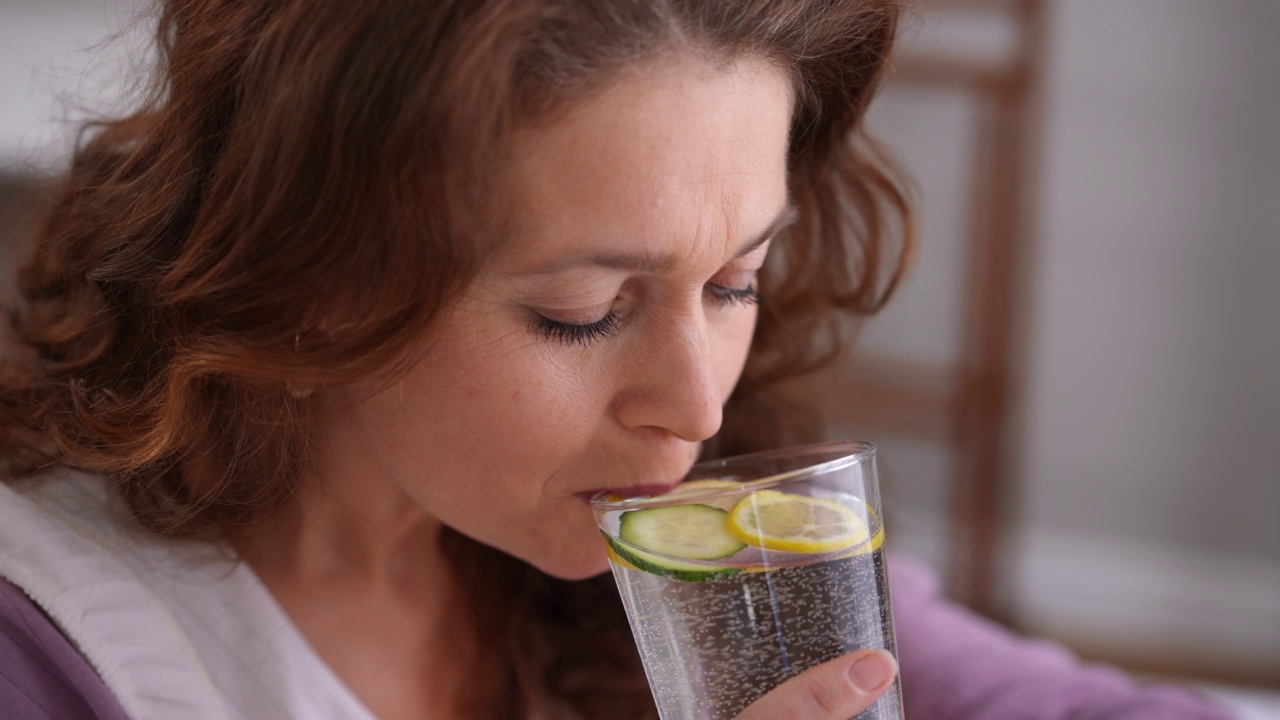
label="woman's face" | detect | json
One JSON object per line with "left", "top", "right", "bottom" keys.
{"left": 320, "top": 54, "right": 794, "bottom": 579}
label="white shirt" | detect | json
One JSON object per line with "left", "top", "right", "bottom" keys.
{"left": 0, "top": 470, "right": 378, "bottom": 720}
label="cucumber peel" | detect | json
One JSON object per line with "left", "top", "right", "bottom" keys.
{"left": 606, "top": 533, "right": 742, "bottom": 582}
{"left": 608, "top": 504, "right": 746, "bottom": 582}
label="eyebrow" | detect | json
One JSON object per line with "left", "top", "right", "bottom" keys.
{"left": 521, "top": 203, "right": 798, "bottom": 276}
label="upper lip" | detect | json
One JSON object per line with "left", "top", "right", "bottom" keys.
{"left": 581, "top": 448, "right": 700, "bottom": 500}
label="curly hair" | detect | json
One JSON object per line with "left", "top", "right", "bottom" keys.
{"left": 1, "top": 0, "right": 911, "bottom": 716}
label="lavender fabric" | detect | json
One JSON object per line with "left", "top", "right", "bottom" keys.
{"left": 0, "top": 578, "right": 127, "bottom": 720}
{"left": 889, "top": 556, "right": 1234, "bottom": 719}
{"left": 0, "top": 559, "right": 1235, "bottom": 719}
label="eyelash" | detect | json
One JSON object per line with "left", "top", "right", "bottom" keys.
{"left": 533, "top": 282, "right": 761, "bottom": 346}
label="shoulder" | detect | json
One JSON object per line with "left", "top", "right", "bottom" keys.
{"left": 0, "top": 472, "right": 231, "bottom": 718}
{"left": 0, "top": 576, "right": 129, "bottom": 720}
{"left": 0, "top": 473, "right": 374, "bottom": 720}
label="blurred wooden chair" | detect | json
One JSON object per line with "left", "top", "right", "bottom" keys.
{"left": 785, "top": 0, "right": 1047, "bottom": 619}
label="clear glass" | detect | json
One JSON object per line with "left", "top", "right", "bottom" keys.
{"left": 591, "top": 441, "right": 903, "bottom": 720}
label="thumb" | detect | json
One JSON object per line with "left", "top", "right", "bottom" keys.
{"left": 734, "top": 649, "right": 898, "bottom": 720}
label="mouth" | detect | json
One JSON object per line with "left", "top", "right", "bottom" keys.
{"left": 576, "top": 483, "right": 682, "bottom": 503}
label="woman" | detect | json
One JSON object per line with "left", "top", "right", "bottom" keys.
{"left": 0, "top": 0, "right": 1234, "bottom": 718}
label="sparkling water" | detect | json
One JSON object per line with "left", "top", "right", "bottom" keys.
{"left": 610, "top": 542, "right": 903, "bottom": 719}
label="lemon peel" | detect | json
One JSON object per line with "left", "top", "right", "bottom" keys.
{"left": 726, "top": 490, "right": 870, "bottom": 554}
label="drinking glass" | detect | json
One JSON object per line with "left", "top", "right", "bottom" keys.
{"left": 591, "top": 441, "right": 902, "bottom": 720}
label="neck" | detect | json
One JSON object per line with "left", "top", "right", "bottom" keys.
{"left": 229, "top": 443, "right": 474, "bottom": 719}
{"left": 237, "top": 468, "right": 446, "bottom": 594}
{"left": 234, "top": 386, "right": 451, "bottom": 600}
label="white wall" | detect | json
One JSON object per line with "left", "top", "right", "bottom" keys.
{"left": 1023, "top": 0, "right": 1279, "bottom": 564}
{"left": 1015, "top": 0, "right": 1280, "bottom": 668}
{"left": 0, "top": 0, "right": 146, "bottom": 171}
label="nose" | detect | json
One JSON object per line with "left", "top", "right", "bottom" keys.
{"left": 612, "top": 310, "right": 724, "bottom": 443}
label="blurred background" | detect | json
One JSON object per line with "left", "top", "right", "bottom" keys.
{"left": 1, "top": 0, "right": 1277, "bottom": 716}
{"left": 819, "top": 0, "right": 1280, "bottom": 715}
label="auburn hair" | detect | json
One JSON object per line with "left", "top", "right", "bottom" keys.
{"left": 1, "top": 0, "right": 911, "bottom": 716}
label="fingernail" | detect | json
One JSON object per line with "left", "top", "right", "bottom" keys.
{"left": 848, "top": 651, "right": 896, "bottom": 691}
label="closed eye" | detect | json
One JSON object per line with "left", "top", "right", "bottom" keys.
{"left": 705, "top": 282, "right": 761, "bottom": 307}
{"left": 531, "top": 311, "right": 622, "bottom": 345}
{"left": 531, "top": 274, "right": 763, "bottom": 347}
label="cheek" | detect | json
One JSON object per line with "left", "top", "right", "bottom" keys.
{"left": 364, "top": 333, "right": 609, "bottom": 572}
{"left": 449, "top": 349, "right": 599, "bottom": 445}
{"left": 412, "top": 317, "right": 588, "bottom": 438}
{"left": 714, "top": 306, "right": 758, "bottom": 397}
{"left": 389, "top": 316, "right": 607, "bottom": 512}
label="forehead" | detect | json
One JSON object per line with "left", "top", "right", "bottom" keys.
{"left": 491, "top": 53, "right": 794, "bottom": 273}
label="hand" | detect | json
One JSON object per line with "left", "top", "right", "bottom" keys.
{"left": 734, "top": 649, "right": 899, "bottom": 720}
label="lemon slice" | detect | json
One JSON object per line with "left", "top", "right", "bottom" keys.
{"left": 668, "top": 479, "right": 742, "bottom": 495}
{"left": 831, "top": 525, "right": 885, "bottom": 560}
{"left": 726, "top": 490, "right": 870, "bottom": 554}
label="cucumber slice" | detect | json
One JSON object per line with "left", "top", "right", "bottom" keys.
{"left": 605, "top": 533, "right": 741, "bottom": 582}
{"left": 609, "top": 504, "right": 747, "bottom": 582}
{"left": 619, "top": 504, "right": 747, "bottom": 560}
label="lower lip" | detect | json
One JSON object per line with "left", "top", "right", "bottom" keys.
{"left": 577, "top": 484, "right": 679, "bottom": 504}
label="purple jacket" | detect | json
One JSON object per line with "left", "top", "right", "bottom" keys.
{"left": 0, "top": 557, "right": 1234, "bottom": 719}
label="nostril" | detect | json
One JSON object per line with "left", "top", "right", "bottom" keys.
{"left": 611, "top": 380, "right": 723, "bottom": 441}
{"left": 612, "top": 312, "right": 732, "bottom": 441}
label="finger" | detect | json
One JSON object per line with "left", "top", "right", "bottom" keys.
{"left": 734, "top": 649, "right": 898, "bottom": 720}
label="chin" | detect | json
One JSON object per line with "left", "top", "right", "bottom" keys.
{"left": 530, "top": 549, "right": 613, "bottom": 581}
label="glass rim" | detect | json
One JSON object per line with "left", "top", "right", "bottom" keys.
{"left": 589, "top": 440, "right": 876, "bottom": 511}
